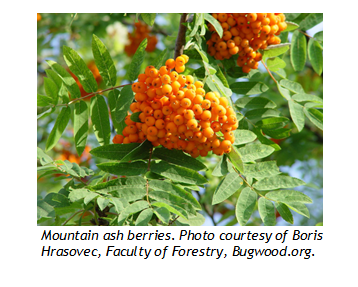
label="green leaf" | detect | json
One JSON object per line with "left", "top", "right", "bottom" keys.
{"left": 97, "top": 197, "right": 110, "bottom": 211}
{"left": 235, "top": 96, "right": 276, "bottom": 109}
{"left": 90, "top": 142, "right": 148, "bottom": 161}
{"left": 74, "top": 101, "right": 88, "bottom": 156}
{"left": 285, "top": 13, "right": 301, "bottom": 21}
{"left": 245, "top": 108, "right": 281, "bottom": 123}
{"left": 130, "top": 112, "right": 142, "bottom": 123}
{"left": 204, "top": 13, "right": 223, "bottom": 38}
{"left": 115, "top": 85, "right": 134, "bottom": 123}
{"left": 91, "top": 176, "right": 146, "bottom": 192}
{"left": 256, "top": 117, "right": 290, "bottom": 130}
{"left": 111, "top": 187, "right": 147, "bottom": 202}
{"left": 285, "top": 202, "right": 310, "bottom": 218}
{"left": 299, "top": 13, "right": 323, "bottom": 31}
{"left": 227, "top": 146, "right": 244, "bottom": 173}
{"left": 45, "top": 106, "right": 71, "bottom": 151}
{"left": 266, "top": 57, "right": 286, "bottom": 72}
{"left": 37, "top": 147, "right": 53, "bottom": 165}
{"left": 128, "top": 38, "right": 147, "bottom": 82}
{"left": 63, "top": 46, "right": 98, "bottom": 93}
{"left": 154, "top": 207, "right": 170, "bottom": 224}
{"left": 135, "top": 208, "right": 154, "bottom": 226}
{"left": 253, "top": 175, "right": 305, "bottom": 191}
{"left": 288, "top": 99, "right": 305, "bottom": 132}
{"left": 152, "top": 148, "right": 207, "bottom": 171}
{"left": 150, "top": 161, "right": 207, "bottom": 185}
{"left": 314, "top": 31, "right": 323, "bottom": 44}
{"left": 262, "top": 43, "right": 290, "bottom": 59}
{"left": 285, "top": 21, "right": 299, "bottom": 32}
{"left": 141, "top": 13, "right": 156, "bottom": 26}
{"left": 188, "top": 13, "right": 202, "bottom": 37}
{"left": 252, "top": 127, "right": 281, "bottom": 151}
{"left": 304, "top": 108, "right": 323, "bottom": 130}
{"left": 234, "top": 129, "right": 257, "bottom": 145}
{"left": 149, "top": 190, "right": 194, "bottom": 216}
{"left": 243, "top": 161, "right": 281, "bottom": 179}
{"left": 92, "top": 34, "right": 117, "bottom": 87}
{"left": 108, "top": 89, "right": 123, "bottom": 133}
{"left": 266, "top": 190, "right": 312, "bottom": 204}
{"left": 275, "top": 202, "right": 294, "bottom": 224}
{"left": 216, "top": 66, "right": 229, "bottom": 88}
{"left": 37, "top": 200, "right": 55, "bottom": 219}
{"left": 238, "top": 144, "right": 275, "bottom": 162}
{"left": 149, "top": 180, "right": 201, "bottom": 209}
{"left": 37, "top": 94, "right": 54, "bottom": 107}
{"left": 121, "top": 140, "right": 152, "bottom": 163}
{"left": 230, "top": 82, "right": 269, "bottom": 95}
{"left": 97, "top": 161, "right": 147, "bottom": 176}
{"left": 235, "top": 187, "right": 257, "bottom": 226}
{"left": 263, "top": 127, "right": 291, "bottom": 139}
{"left": 280, "top": 79, "right": 305, "bottom": 94}
{"left": 84, "top": 192, "right": 99, "bottom": 205}
{"left": 153, "top": 48, "right": 168, "bottom": 69}
{"left": 258, "top": 197, "right": 276, "bottom": 226}
{"left": 212, "top": 172, "right": 243, "bottom": 205}
{"left": 68, "top": 189, "right": 89, "bottom": 202}
{"left": 90, "top": 95, "right": 111, "bottom": 145}
{"left": 44, "top": 77, "right": 59, "bottom": 104}
{"left": 308, "top": 38, "right": 323, "bottom": 76}
{"left": 176, "top": 213, "right": 206, "bottom": 226}
{"left": 227, "top": 67, "right": 246, "bottom": 78}
{"left": 290, "top": 30, "right": 307, "bottom": 72}
{"left": 292, "top": 93, "right": 323, "bottom": 104}
{"left": 194, "top": 43, "right": 209, "bottom": 63}
{"left": 151, "top": 202, "right": 188, "bottom": 220}
{"left": 212, "top": 154, "right": 234, "bottom": 176}
{"left": 46, "top": 60, "right": 81, "bottom": 99}
{"left": 118, "top": 201, "right": 150, "bottom": 225}
{"left": 44, "top": 193, "right": 70, "bottom": 208}
{"left": 277, "top": 82, "right": 291, "bottom": 100}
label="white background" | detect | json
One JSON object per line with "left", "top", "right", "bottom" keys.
{"left": 1, "top": 1, "right": 356, "bottom": 286}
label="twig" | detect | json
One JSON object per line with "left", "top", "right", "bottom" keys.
{"left": 168, "top": 216, "right": 179, "bottom": 226}
{"left": 174, "top": 13, "right": 189, "bottom": 59}
{"left": 62, "top": 210, "right": 84, "bottom": 226}
{"left": 47, "top": 83, "right": 132, "bottom": 108}
{"left": 261, "top": 60, "right": 278, "bottom": 84}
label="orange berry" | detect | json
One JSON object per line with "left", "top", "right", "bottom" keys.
{"left": 203, "top": 127, "right": 215, "bottom": 138}
{"left": 165, "top": 59, "right": 176, "bottom": 69}
{"left": 202, "top": 99, "right": 211, "bottom": 110}
{"left": 181, "top": 98, "right": 192, "bottom": 108}
{"left": 174, "top": 115, "right": 184, "bottom": 126}
{"left": 187, "top": 119, "right": 198, "bottom": 130}
{"left": 201, "top": 110, "right": 211, "bottom": 121}
{"left": 147, "top": 126, "right": 158, "bottom": 136}
{"left": 112, "top": 134, "right": 124, "bottom": 144}
{"left": 184, "top": 109, "right": 195, "bottom": 120}
{"left": 145, "top": 116, "right": 155, "bottom": 126}
{"left": 211, "top": 121, "right": 221, "bottom": 132}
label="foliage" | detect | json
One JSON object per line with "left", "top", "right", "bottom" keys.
{"left": 37, "top": 13, "right": 323, "bottom": 226}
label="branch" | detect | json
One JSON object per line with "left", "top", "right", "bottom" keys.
{"left": 48, "top": 83, "right": 132, "bottom": 108}
{"left": 174, "top": 13, "right": 189, "bottom": 59}
{"left": 261, "top": 60, "right": 278, "bottom": 84}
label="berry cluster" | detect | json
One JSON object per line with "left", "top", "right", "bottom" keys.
{"left": 125, "top": 21, "right": 158, "bottom": 56}
{"left": 207, "top": 13, "right": 287, "bottom": 73}
{"left": 112, "top": 55, "right": 239, "bottom": 158}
